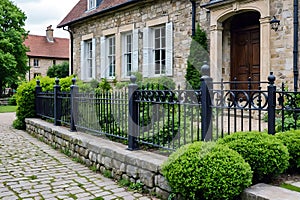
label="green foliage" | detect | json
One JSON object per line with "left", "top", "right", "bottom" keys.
{"left": 141, "top": 76, "right": 176, "bottom": 90}
{"left": 0, "top": 0, "right": 29, "bottom": 95}
{"left": 276, "top": 130, "right": 300, "bottom": 171}
{"left": 13, "top": 76, "right": 75, "bottom": 130}
{"left": 218, "top": 131, "right": 290, "bottom": 183}
{"left": 8, "top": 94, "right": 17, "bottom": 105}
{"left": 185, "top": 24, "right": 208, "bottom": 90}
{"left": 46, "top": 62, "right": 69, "bottom": 78}
{"left": 162, "top": 142, "right": 252, "bottom": 199}
{"left": 96, "top": 78, "right": 112, "bottom": 92}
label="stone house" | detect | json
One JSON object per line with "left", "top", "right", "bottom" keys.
{"left": 24, "top": 26, "right": 70, "bottom": 80}
{"left": 57, "top": 0, "right": 300, "bottom": 89}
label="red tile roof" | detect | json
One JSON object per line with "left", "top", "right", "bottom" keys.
{"left": 24, "top": 35, "right": 69, "bottom": 59}
{"left": 57, "top": 0, "right": 139, "bottom": 28}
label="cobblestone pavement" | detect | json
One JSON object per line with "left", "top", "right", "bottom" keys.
{"left": 0, "top": 113, "right": 155, "bottom": 200}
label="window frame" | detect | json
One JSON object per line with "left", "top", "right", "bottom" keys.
{"left": 122, "top": 32, "right": 133, "bottom": 77}
{"left": 106, "top": 35, "right": 116, "bottom": 78}
{"left": 87, "top": 0, "right": 96, "bottom": 10}
{"left": 143, "top": 21, "right": 173, "bottom": 78}
{"left": 153, "top": 26, "right": 166, "bottom": 75}
{"left": 33, "top": 59, "right": 39, "bottom": 67}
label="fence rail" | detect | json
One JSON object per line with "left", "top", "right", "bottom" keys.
{"left": 35, "top": 67, "right": 300, "bottom": 151}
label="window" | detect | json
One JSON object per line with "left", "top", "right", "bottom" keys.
{"left": 143, "top": 22, "right": 173, "bottom": 77}
{"left": 87, "top": 0, "right": 96, "bottom": 10}
{"left": 80, "top": 39, "right": 96, "bottom": 80}
{"left": 154, "top": 26, "right": 166, "bottom": 74}
{"left": 86, "top": 40, "right": 93, "bottom": 78}
{"left": 107, "top": 36, "right": 116, "bottom": 77}
{"left": 53, "top": 60, "right": 56, "bottom": 66}
{"left": 33, "top": 59, "right": 39, "bottom": 67}
{"left": 34, "top": 73, "right": 41, "bottom": 78}
{"left": 123, "top": 32, "right": 133, "bottom": 77}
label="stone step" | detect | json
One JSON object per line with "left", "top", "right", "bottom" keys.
{"left": 242, "top": 183, "right": 300, "bottom": 200}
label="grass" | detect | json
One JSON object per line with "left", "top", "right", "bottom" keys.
{"left": 0, "top": 106, "right": 16, "bottom": 113}
{"left": 280, "top": 183, "right": 300, "bottom": 192}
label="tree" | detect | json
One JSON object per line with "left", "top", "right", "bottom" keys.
{"left": 47, "top": 62, "right": 69, "bottom": 78}
{"left": 0, "top": 0, "right": 29, "bottom": 96}
{"left": 185, "top": 24, "right": 209, "bottom": 90}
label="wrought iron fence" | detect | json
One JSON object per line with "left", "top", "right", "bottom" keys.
{"left": 35, "top": 66, "right": 300, "bottom": 151}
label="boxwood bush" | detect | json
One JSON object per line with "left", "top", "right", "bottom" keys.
{"left": 218, "top": 131, "right": 290, "bottom": 183}
{"left": 276, "top": 130, "right": 300, "bottom": 171}
{"left": 162, "top": 141, "right": 252, "bottom": 200}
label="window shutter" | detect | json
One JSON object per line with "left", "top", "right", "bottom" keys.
{"left": 132, "top": 29, "right": 139, "bottom": 73}
{"left": 80, "top": 41, "right": 86, "bottom": 80}
{"left": 92, "top": 38, "right": 96, "bottom": 79}
{"left": 165, "top": 22, "right": 173, "bottom": 76}
{"left": 100, "top": 36, "right": 106, "bottom": 78}
{"left": 143, "top": 27, "right": 153, "bottom": 77}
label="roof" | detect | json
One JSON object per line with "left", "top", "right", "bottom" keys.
{"left": 24, "top": 35, "right": 69, "bottom": 59}
{"left": 57, "top": 0, "right": 140, "bottom": 28}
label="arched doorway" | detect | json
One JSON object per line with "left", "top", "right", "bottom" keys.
{"left": 230, "top": 12, "right": 261, "bottom": 89}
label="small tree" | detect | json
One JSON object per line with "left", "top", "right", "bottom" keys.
{"left": 47, "top": 61, "right": 69, "bottom": 78}
{"left": 0, "top": 0, "right": 29, "bottom": 96}
{"left": 185, "top": 24, "right": 208, "bottom": 90}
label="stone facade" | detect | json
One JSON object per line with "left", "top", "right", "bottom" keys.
{"left": 69, "top": 0, "right": 210, "bottom": 88}
{"left": 67, "top": 0, "right": 300, "bottom": 89}
{"left": 204, "top": 0, "right": 300, "bottom": 89}
{"left": 28, "top": 58, "right": 67, "bottom": 80}
{"left": 25, "top": 118, "right": 171, "bottom": 198}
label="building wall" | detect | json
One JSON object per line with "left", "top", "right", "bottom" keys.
{"left": 205, "top": 0, "right": 300, "bottom": 89}
{"left": 27, "top": 57, "right": 69, "bottom": 80}
{"left": 70, "top": 0, "right": 210, "bottom": 88}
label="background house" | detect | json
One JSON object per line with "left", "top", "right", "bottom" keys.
{"left": 57, "top": 0, "right": 300, "bottom": 89}
{"left": 25, "top": 26, "right": 70, "bottom": 80}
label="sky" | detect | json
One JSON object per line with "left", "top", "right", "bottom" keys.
{"left": 12, "top": 0, "right": 79, "bottom": 38}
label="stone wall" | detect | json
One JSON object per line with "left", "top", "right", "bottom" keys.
{"left": 27, "top": 58, "right": 68, "bottom": 80}
{"left": 25, "top": 118, "right": 171, "bottom": 198}
{"left": 70, "top": 0, "right": 210, "bottom": 88}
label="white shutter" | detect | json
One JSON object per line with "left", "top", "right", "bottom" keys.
{"left": 92, "top": 38, "right": 96, "bottom": 79}
{"left": 100, "top": 36, "right": 106, "bottom": 78}
{"left": 132, "top": 29, "right": 139, "bottom": 73}
{"left": 165, "top": 22, "right": 173, "bottom": 76}
{"left": 80, "top": 41, "right": 86, "bottom": 80}
{"left": 143, "top": 27, "right": 153, "bottom": 77}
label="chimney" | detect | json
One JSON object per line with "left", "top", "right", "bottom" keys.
{"left": 46, "top": 25, "right": 54, "bottom": 42}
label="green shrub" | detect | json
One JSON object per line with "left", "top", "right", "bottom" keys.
{"left": 199, "top": 144, "right": 252, "bottom": 200}
{"left": 8, "top": 94, "right": 17, "bottom": 105}
{"left": 162, "top": 142, "right": 252, "bottom": 200}
{"left": 13, "top": 79, "right": 36, "bottom": 129}
{"left": 276, "top": 130, "right": 300, "bottom": 171}
{"left": 47, "top": 61, "right": 69, "bottom": 78}
{"left": 218, "top": 131, "right": 290, "bottom": 183}
{"left": 13, "top": 76, "right": 75, "bottom": 130}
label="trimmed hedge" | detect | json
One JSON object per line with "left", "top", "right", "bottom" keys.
{"left": 276, "top": 130, "right": 300, "bottom": 171}
{"left": 218, "top": 131, "right": 290, "bottom": 183}
{"left": 162, "top": 142, "right": 252, "bottom": 199}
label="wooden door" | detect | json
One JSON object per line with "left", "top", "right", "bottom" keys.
{"left": 231, "top": 27, "right": 260, "bottom": 90}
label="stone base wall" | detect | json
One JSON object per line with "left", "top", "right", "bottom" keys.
{"left": 25, "top": 118, "right": 170, "bottom": 199}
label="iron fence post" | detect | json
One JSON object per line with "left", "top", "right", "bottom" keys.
{"left": 35, "top": 80, "right": 42, "bottom": 116}
{"left": 267, "top": 72, "right": 276, "bottom": 134}
{"left": 128, "top": 75, "right": 139, "bottom": 150}
{"left": 200, "top": 62, "right": 213, "bottom": 141}
{"left": 70, "top": 78, "right": 78, "bottom": 131}
{"left": 54, "top": 78, "right": 61, "bottom": 126}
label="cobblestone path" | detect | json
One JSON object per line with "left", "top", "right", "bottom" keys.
{"left": 0, "top": 113, "right": 154, "bottom": 200}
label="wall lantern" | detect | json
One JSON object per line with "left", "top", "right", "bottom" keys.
{"left": 270, "top": 16, "right": 280, "bottom": 31}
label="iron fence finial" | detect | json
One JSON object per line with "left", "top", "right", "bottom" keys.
{"left": 268, "top": 72, "right": 276, "bottom": 84}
